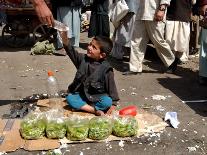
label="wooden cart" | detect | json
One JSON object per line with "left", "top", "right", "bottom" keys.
{"left": 1, "top": 1, "right": 54, "bottom": 47}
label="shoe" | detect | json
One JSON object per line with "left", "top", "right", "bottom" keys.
{"left": 122, "top": 71, "right": 140, "bottom": 75}
{"left": 198, "top": 76, "right": 207, "bottom": 86}
{"left": 177, "top": 58, "right": 184, "bottom": 65}
{"left": 166, "top": 57, "right": 179, "bottom": 73}
{"left": 53, "top": 48, "right": 67, "bottom": 56}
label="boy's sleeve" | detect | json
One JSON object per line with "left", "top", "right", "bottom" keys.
{"left": 105, "top": 70, "right": 120, "bottom": 105}
{"left": 64, "top": 44, "right": 84, "bottom": 69}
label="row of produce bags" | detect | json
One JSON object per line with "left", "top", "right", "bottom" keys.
{"left": 20, "top": 109, "right": 138, "bottom": 141}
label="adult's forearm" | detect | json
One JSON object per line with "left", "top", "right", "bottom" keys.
{"left": 30, "top": 0, "right": 45, "bottom": 6}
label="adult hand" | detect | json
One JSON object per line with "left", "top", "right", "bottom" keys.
{"left": 32, "top": 0, "right": 54, "bottom": 27}
{"left": 154, "top": 10, "right": 165, "bottom": 21}
{"left": 200, "top": 5, "right": 207, "bottom": 16}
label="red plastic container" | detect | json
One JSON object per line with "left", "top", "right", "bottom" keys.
{"left": 119, "top": 105, "right": 137, "bottom": 116}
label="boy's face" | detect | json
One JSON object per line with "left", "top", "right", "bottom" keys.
{"left": 87, "top": 39, "right": 106, "bottom": 60}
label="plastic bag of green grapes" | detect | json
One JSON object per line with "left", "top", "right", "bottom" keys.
{"left": 112, "top": 116, "right": 138, "bottom": 137}
{"left": 20, "top": 112, "right": 46, "bottom": 139}
{"left": 45, "top": 109, "right": 66, "bottom": 139}
{"left": 88, "top": 116, "right": 112, "bottom": 140}
{"left": 66, "top": 116, "right": 89, "bottom": 141}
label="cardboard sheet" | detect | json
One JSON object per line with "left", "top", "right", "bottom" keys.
{"left": 0, "top": 99, "right": 168, "bottom": 152}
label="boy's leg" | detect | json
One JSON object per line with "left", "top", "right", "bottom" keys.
{"left": 94, "top": 96, "right": 112, "bottom": 112}
{"left": 66, "top": 93, "right": 96, "bottom": 113}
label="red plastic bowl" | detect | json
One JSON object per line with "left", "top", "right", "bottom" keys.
{"left": 119, "top": 105, "right": 137, "bottom": 116}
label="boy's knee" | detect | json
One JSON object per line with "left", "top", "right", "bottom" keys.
{"left": 100, "top": 96, "right": 112, "bottom": 108}
{"left": 66, "top": 94, "right": 83, "bottom": 110}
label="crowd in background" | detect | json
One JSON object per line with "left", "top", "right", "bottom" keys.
{"left": 0, "top": 0, "right": 207, "bottom": 85}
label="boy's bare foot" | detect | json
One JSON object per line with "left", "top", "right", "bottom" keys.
{"left": 95, "top": 110, "right": 105, "bottom": 116}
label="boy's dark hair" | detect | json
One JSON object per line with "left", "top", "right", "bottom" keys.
{"left": 93, "top": 36, "right": 113, "bottom": 56}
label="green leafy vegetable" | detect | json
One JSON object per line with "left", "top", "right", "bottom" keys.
{"left": 88, "top": 117, "right": 112, "bottom": 140}
{"left": 112, "top": 116, "right": 138, "bottom": 137}
{"left": 20, "top": 118, "right": 46, "bottom": 139}
{"left": 46, "top": 120, "right": 66, "bottom": 139}
{"left": 67, "top": 119, "right": 89, "bottom": 141}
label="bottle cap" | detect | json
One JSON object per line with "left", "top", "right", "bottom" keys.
{"left": 48, "top": 71, "right": 54, "bottom": 76}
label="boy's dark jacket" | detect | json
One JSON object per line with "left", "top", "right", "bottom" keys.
{"left": 65, "top": 45, "right": 119, "bottom": 104}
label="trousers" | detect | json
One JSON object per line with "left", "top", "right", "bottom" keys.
{"left": 129, "top": 20, "right": 175, "bottom": 72}
{"left": 199, "top": 28, "right": 207, "bottom": 78}
{"left": 66, "top": 93, "right": 112, "bottom": 111}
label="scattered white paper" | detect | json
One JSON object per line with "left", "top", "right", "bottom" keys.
{"left": 119, "top": 140, "right": 125, "bottom": 147}
{"left": 151, "top": 95, "right": 166, "bottom": 101}
{"left": 54, "top": 149, "right": 62, "bottom": 154}
{"left": 156, "top": 105, "right": 165, "bottom": 111}
{"left": 0, "top": 152, "right": 7, "bottom": 155}
{"left": 164, "top": 112, "right": 180, "bottom": 128}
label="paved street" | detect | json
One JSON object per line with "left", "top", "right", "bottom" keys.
{"left": 0, "top": 28, "right": 207, "bottom": 155}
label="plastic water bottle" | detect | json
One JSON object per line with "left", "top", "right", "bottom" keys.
{"left": 47, "top": 71, "right": 61, "bottom": 109}
{"left": 53, "top": 20, "right": 69, "bottom": 32}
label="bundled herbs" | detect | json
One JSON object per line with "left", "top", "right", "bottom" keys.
{"left": 88, "top": 116, "right": 112, "bottom": 140}
{"left": 45, "top": 109, "right": 66, "bottom": 139}
{"left": 66, "top": 117, "right": 89, "bottom": 141}
{"left": 112, "top": 116, "right": 138, "bottom": 137}
{"left": 20, "top": 112, "right": 46, "bottom": 139}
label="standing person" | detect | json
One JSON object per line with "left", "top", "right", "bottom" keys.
{"left": 198, "top": 0, "right": 207, "bottom": 85}
{"left": 54, "top": 0, "right": 83, "bottom": 49}
{"left": 60, "top": 31, "right": 119, "bottom": 115}
{"left": 165, "top": 0, "right": 196, "bottom": 64}
{"left": 88, "top": 0, "right": 110, "bottom": 37}
{"left": 123, "top": 0, "right": 178, "bottom": 75}
{"left": 111, "top": 0, "right": 139, "bottom": 60}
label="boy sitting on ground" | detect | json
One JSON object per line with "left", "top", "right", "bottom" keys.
{"left": 60, "top": 32, "right": 119, "bottom": 116}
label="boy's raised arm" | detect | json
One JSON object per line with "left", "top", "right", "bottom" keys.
{"left": 59, "top": 31, "right": 83, "bottom": 69}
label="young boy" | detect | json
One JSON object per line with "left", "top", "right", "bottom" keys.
{"left": 60, "top": 32, "right": 119, "bottom": 116}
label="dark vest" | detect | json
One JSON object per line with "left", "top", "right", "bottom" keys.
{"left": 167, "top": 0, "right": 192, "bottom": 22}
{"left": 68, "top": 56, "right": 112, "bottom": 102}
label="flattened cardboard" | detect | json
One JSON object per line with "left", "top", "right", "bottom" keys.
{"left": 23, "top": 138, "right": 60, "bottom": 151}
{"left": 0, "top": 99, "right": 168, "bottom": 152}
{"left": 0, "top": 119, "right": 25, "bottom": 152}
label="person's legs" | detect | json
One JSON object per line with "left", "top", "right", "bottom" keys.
{"left": 94, "top": 95, "right": 112, "bottom": 112}
{"left": 66, "top": 93, "right": 96, "bottom": 114}
{"left": 128, "top": 20, "right": 149, "bottom": 73}
{"left": 199, "top": 28, "right": 207, "bottom": 85}
{"left": 70, "top": 7, "right": 81, "bottom": 47}
{"left": 66, "top": 93, "right": 87, "bottom": 110}
{"left": 146, "top": 21, "right": 175, "bottom": 68}
{"left": 66, "top": 93, "right": 111, "bottom": 115}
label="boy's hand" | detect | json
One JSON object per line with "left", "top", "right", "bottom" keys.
{"left": 59, "top": 31, "right": 69, "bottom": 47}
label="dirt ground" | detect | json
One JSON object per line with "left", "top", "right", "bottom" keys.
{"left": 0, "top": 29, "right": 207, "bottom": 155}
